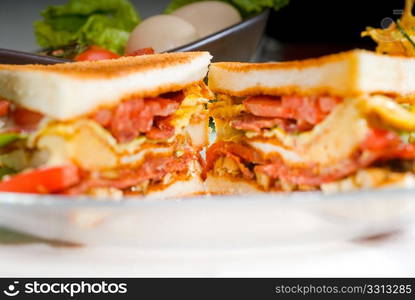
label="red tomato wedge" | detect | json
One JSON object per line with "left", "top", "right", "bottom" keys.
{"left": 11, "top": 107, "right": 44, "bottom": 131}
{"left": 0, "top": 165, "right": 80, "bottom": 194}
{"left": 126, "top": 47, "right": 155, "bottom": 56}
{"left": 0, "top": 100, "right": 9, "bottom": 116}
{"left": 75, "top": 45, "right": 120, "bottom": 61}
{"left": 146, "top": 98, "right": 180, "bottom": 116}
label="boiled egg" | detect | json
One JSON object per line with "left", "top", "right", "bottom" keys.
{"left": 126, "top": 15, "right": 199, "bottom": 53}
{"left": 171, "top": 1, "right": 242, "bottom": 38}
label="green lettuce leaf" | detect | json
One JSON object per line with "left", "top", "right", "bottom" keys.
{"left": 165, "top": 0, "right": 290, "bottom": 17}
{"left": 0, "top": 133, "right": 22, "bottom": 148}
{"left": 34, "top": 0, "right": 140, "bottom": 55}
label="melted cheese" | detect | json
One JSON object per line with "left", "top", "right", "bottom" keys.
{"left": 363, "top": 95, "right": 415, "bottom": 131}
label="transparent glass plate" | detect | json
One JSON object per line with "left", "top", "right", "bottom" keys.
{"left": 0, "top": 188, "right": 413, "bottom": 249}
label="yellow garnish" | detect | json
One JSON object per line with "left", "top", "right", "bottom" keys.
{"left": 362, "top": 0, "right": 415, "bottom": 56}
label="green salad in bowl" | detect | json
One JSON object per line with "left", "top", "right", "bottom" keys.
{"left": 35, "top": 0, "right": 289, "bottom": 60}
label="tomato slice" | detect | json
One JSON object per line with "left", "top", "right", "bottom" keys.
{"left": 126, "top": 47, "right": 155, "bottom": 56}
{"left": 396, "top": 143, "right": 415, "bottom": 159}
{"left": 0, "top": 165, "right": 80, "bottom": 194}
{"left": 11, "top": 107, "right": 43, "bottom": 131}
{"left": 0, "top": 100, "right": 9, "bottom": 116}
{"left": 206, "top": 141, "right": 264, "bottom": 170}
{"left": 75, "top": 45, "right": 120, "bottom": 61}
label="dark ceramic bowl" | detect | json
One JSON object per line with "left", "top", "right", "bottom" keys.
{"left": 0, "top": 48, "right": 71, "bottom": 65}
{"left": 171, "top": 9, "right": 269, "bottom": 62}
{"left": 0, "top": 9, "right": 269, "bottom": 65}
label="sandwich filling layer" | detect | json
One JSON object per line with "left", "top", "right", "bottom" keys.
{"left": 208, "top": 93, "right": 415, "bottom": 192}
{"left": 0, "top": 82, "right": 211, "bottom": 196}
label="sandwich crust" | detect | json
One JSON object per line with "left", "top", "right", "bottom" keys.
{"left": 0, "top": 52, "right": 210, "bottom": 79}
{"left": 208, "top": 50, "right": 415, "bottom": 98}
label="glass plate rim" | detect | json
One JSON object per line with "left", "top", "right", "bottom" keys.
{"left": 0, "top": 187, "right": 412, "bottom": 208}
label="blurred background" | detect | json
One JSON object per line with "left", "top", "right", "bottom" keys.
{"left": 0, "top": 0, "right": 405, "bottom": 60}
{"left": 0, "top": 0, "right": 170, "bottom": 51}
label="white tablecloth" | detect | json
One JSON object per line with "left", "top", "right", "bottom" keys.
{"left": 0, "top": 228, "right": 414, "bottom": 277}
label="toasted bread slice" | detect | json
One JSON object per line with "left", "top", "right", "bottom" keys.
{"left": 0, "top": 52, "right": 212, "bottom": 120}
{"left": 208, "top": 50, "right": 415, "bottom": 97}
